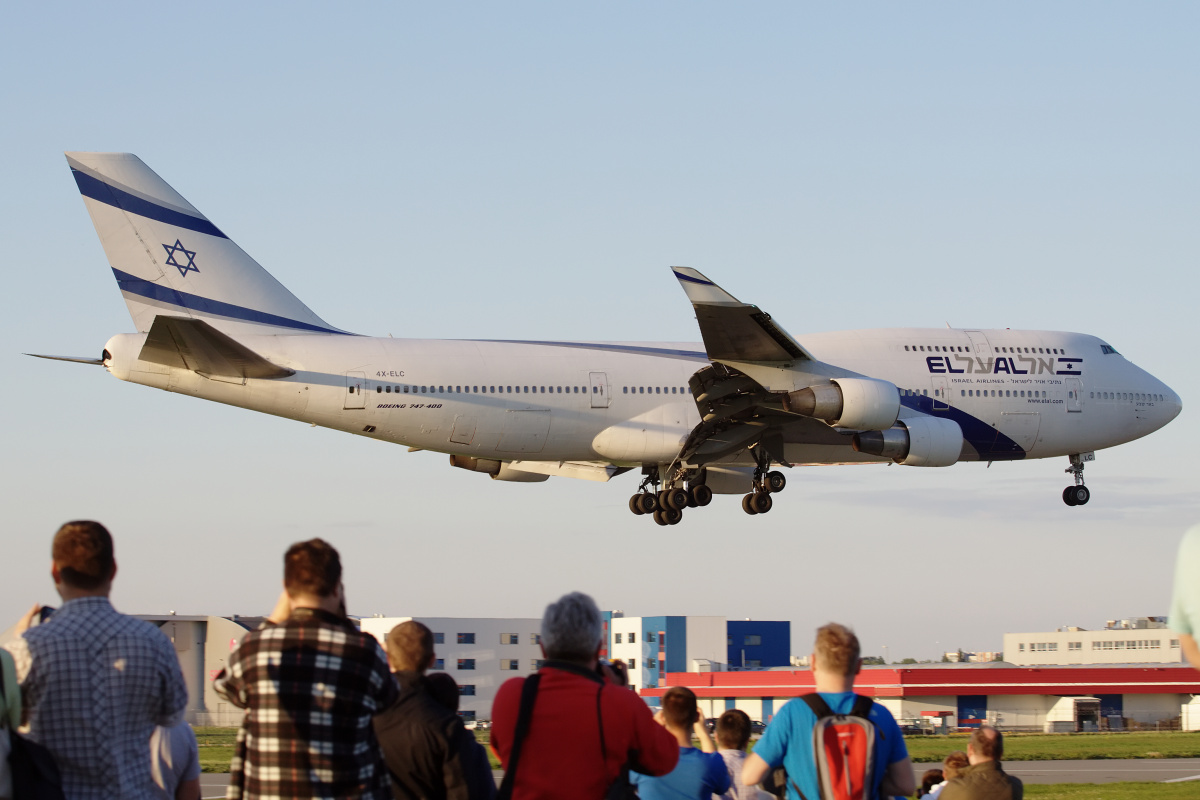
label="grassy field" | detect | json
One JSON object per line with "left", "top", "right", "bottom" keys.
{"left": 1024, "top": 784, "right": 1200, "bottom": 798}
{"left": 904, "top": 731, "right": 1200, "bottom": 763}
{"left": 196, "top": 727, "right": 1200, "bottom": 774}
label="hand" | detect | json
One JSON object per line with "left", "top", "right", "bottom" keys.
{"left": 267, "top": 589, "right": 292, "bottom": 625}
{"left": 603, "top": 658, "right": 629, "bottom": 688}
{"left": 15, "top": 603, "right": 41, "bottom": 635}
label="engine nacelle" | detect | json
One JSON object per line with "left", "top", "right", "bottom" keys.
{"left": 449, "top": 456, "right": 548, "bottom": 482}
{"left": 784, "top": 377, "right": 899, "bottom": 431}
{"left": 851, "top": 416, "right": 963, "bottom": 467}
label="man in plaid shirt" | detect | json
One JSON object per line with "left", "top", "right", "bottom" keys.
{"left": 4, "top": 520, "right": 189, "bottom": 800}
{"left": 214, "top": 538, "right": 397, "bottom": 800}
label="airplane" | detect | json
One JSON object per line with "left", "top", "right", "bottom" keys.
{"left": 33, "top": 152, "right": 1182, "bottom": 525}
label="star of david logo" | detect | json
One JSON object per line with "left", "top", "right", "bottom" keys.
{"left": 162, "top": 239, "right": 199, "bottom": 278}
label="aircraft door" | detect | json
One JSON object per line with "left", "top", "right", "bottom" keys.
{"left": 932, "top": 376, "right": 950, "bottom": 410}
{"left": 589, "top": 372, "right": 610, "bottom": 409}
{"left": 1065, "top": 378, "right": 1083, "bottom": 412}
{"left": 965, "top": 330, "right": 992, "bottom": 356}
{"left": 344, "top": 371, "right": 366, "bottom": 409}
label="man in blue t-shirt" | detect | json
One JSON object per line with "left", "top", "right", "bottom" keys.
{"left": 743, "top": 623, "right": 914, "bottom": 800}
{"left": 631, "top": 686, "right": 730, "bottom": 800}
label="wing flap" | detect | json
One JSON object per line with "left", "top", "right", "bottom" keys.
{"left": 139, "top": 315, "right": 295, "bottom": 379}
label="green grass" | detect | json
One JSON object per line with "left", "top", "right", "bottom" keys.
{"left": 196, "top": 727, "right": 1200, "bottom": 776}
{"left": 904, "top": 731, "right": 1200, "bottom": 763}
{"left": 1024, "top": 783, "right": 1200, "bottom": 798}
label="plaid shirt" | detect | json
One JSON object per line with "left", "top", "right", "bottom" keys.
{"left": 214, "top": 607, "right": 398, "bottom": 800}
{"left": 4, "top": 596, "right": 188, "bottom": 800}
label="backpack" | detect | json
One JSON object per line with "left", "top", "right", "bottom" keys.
{"left": 793, "top": 693, "right": 877, "bottom": 800}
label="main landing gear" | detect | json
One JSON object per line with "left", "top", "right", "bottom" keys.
{"left": 627, "top": 467, "right": 713, "bottom": 526}
{"left": 1062, "top": 453, "right": 1092, "bottom": 506}
{"left": 741, "top": 468, "right": 787, "bottom": 516}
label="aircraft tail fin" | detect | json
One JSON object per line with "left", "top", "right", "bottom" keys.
{"left": 66, "top": 152, "right": 344, "bottom": 336}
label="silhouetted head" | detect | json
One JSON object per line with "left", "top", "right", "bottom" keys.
{"left": 52, "top": 521, "right": 115, "bottom": 591}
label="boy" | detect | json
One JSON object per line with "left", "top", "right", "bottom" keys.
{"left": 632, "top": 687, "right": 730, "bottom": 799}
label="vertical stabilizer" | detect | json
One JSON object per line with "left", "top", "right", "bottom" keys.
{"left": 66, "top": 152, "right": 344, "bottom": 336}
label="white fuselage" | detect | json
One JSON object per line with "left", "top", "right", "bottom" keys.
{"left": 102, "top": 326, "right": 1181, "bottom": 470}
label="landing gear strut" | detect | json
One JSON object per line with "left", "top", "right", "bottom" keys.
{"left": 1062, "top": 453, "right": 1092, "bottom": 506}
{"left": 742, "top": 448, "right": 787, "bottom": 516}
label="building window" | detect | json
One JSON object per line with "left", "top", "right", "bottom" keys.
{"left": 501, "top": 659, "right": 520, "bottom": 670}
{"left": 744, "top": 635, "right": 762, "bottom": 646}
{"left": 1171, "top": 639, "right": 1180, "bottom": 648}
{"left": 434, "top": 632, "right": 445, "bottom": 644}
{"left": 647, "top": 632, "right": 656, "bottom": 643}
{"left": 647, "top": 658, "right": 656, "bottom": 669}
{"left": 459, "top": 685, "right": 476, "bottom": 696}
{"left": 457, "top": 659, "right": 476, "bottom": 670}
{"left": 531, "top": 634, "right": 541, "bottom": 645}
{"left": 747, "top": 659, "right": 762, "bottom": 668}
{"left": 628, "top": 658, "right": 636, "bottom": 670}
{"left": 629, "top": 633, "right": 636, "bottom": 644}
{"left": 531, "top": 659, "right": 546, "bottom": 670}
{"left": 1018, "top": 643, "right": 1024, "bottom": 651}
{"left": 727, "top": 636, "right": 733, "bottom": 647}
{"left": 615, "top": 633, "right": 622, "bottom": 644}
{"left": 433, "top": 658, "right": 444, "bottom": 670}
{"left": 1068, "top": 642, "right": 1081, "bottom": 651}
{"left": 500, "top": 633, "right": 518, "bottom": 645}
{"left": 458, "top": 633, "right": 475, "bottom": 644}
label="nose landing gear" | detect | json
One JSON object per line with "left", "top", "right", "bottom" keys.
{"left": 1062, "top": 453, "right": 1093, "bottom": 506}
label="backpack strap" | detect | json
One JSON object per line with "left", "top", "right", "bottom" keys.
{"left": 849, "top": 694, "right": 874, "bottom": 719}
{"left": 496, "top": 673, "right": 542, "bottom": 800}
{"left": 799, "top": 693, "right": 834, "bottom": 719}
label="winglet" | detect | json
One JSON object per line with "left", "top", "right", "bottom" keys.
{"left": 671, "top": 267, "right": 743, "bottom": 306}
{"left": 671, "top": 267, "right": 812, "bottom": 364}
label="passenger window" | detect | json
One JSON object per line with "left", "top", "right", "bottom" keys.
{"left": 376, "top": 386, "right": 382, "bottom": 393}
{"left": 905, "top": 345, "right": 910, "bottom": 351}
{"left": 385, "top": 386, "right": 391, "bottom": 393}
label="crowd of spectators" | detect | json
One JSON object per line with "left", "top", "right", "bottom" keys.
{"left": 2, "top": 519, "right": 1196, "bottom": 800}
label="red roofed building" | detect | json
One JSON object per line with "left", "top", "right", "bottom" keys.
{"left": 642, "top": 664, "right": 1200, "bottom": 731}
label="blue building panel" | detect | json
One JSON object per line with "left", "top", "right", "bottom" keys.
{"left": 727, "top": 620, "right": 790, "bottom": 668}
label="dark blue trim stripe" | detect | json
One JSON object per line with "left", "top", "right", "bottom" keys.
{"left": 112, "top": 268, "right": 348, "bottom": 335}
{"left": 73, "top": 169, "right": 228, "bottom": 239}
{"left": 900, "top": 395, "right": 1027, "bottom": 460}
{"left": 672, "top": 270, "right": 714, "bottom": 286}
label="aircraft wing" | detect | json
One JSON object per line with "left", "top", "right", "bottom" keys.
{"left": 139, "top": 316, "right": 295, "bottom": 379}
{"left": 672, "top": 267, "right": 813, "bottom": 364}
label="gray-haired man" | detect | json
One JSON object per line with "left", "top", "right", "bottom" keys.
{"left": 489, "top": 592, "right": 678, "bottom": 800}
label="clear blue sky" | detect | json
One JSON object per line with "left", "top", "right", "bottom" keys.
{"left": 2, "top": 3, "right": 1197, "bottom": 661}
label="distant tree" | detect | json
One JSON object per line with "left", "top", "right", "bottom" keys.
{"left": 861, "top": 656, "right": 885, "bottom": 665}
{"left": 900, "top": 658, "right": 918, "bottom": 665}
{"left": 992, "top": 652, "right": 1004, "bottom": 662}
{"left": 957, "top": 649, "right": 966, "bottom": 663}
{"left": 941, "top": 652, "right": 951, "bottom": 663}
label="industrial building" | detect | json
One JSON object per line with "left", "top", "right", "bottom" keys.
{"left": 1003, "top": 617, "right": 1184, "bottom": 666}
{"left": 645, "top": 663, "right": 1200, "bottom": 731}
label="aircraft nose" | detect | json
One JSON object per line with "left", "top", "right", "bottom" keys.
{"left": 1165, "top": 385, "right": 1183, "bottom": 421}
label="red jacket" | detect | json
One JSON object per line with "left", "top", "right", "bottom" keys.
{"left": 491, "top": 661, "right": 679, "bottom": 799}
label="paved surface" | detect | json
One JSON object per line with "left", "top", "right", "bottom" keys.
{"left": 200, "top": 758, "right": 1200, "bottom": 796}
{"left": 913, "top": 758, "right": 1200, "bottom": 785}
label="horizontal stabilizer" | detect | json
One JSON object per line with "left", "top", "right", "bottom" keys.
{"left": 672, "top": 267, "right": 812, "bottom": 364}
{"left": 139, "top": 316, "right": 294, "bottom": 379}
{"left": 25, "top": 354, "right": 105, "bottom": 365}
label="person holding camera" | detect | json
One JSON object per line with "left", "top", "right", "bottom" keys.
{"left": 490, "top": 592, "right": 678, "bottom": 799}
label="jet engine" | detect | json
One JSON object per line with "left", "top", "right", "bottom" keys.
{"left": 449, "top": 456, "right": 549, "bottom": 482}
{"left": 783, "top": 377, "right": 900, "bottom": 431}
{"left": 851, "top": 416, "right": 963, "bottom": 467}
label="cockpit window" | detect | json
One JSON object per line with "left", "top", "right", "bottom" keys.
{"left": 1100, "top": 344, "right": 1120, "bottom": 355}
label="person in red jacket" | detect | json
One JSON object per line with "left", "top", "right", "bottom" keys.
{"left": 491, "top": 592, "right": 679, "bottom": 799}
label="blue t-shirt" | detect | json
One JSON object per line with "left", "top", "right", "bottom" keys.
{"left": 632, "top": 746, "right": 731, "bottom": 800}
{"left": 752, "top": 693, "right": 907, "bottom": 800}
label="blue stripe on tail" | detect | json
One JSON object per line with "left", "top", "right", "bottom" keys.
{"left": 73, "top": 169, "right": 228, "bottom": 239}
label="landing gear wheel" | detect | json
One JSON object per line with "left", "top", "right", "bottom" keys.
{"left": 766, "top": 471, "right": 787, "bottom": 493}
{"left": 742, "top": 494, "right": 759, "bottom": 515}
{"left": 1063, "top": 485, "right": 1090, "bottom": 506}
{"left": 663, "top": 506, "right": 683, "bottom": 525}
{"left": 752, "top": 492, "right": 773, "bottom": 514}
{"left": 665, "top": 487, "right": 690, "bottom": 512}
{"left": 637, "top": 493, "right": 658, "bottom": 514}
{"left": 652, "top": 510, "right": 669, "bottom": 526}
{"left": 629, "top": 495, "right": 645, "bottom": 515}
{"left": 690, "top": 485, "right": 713, "bottom": 507}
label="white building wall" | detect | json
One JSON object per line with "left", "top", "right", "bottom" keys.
{"left": 609, "top": 617, "right": 648, "bottom": 690}
{"left": 989, "top": 695, "right": 1055, "bottom": 729}
{"left": 1124, "top": 694, "right": 1188, "bottom": 725}
{"left": 1003, "top": 630, "right": 1183, "bottom": 666}
{"left": 1183, "top": 696, "right": 1200, "bottom": 731}
{"left": 360, "top": 616, "right": 542, "bottom": 720}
